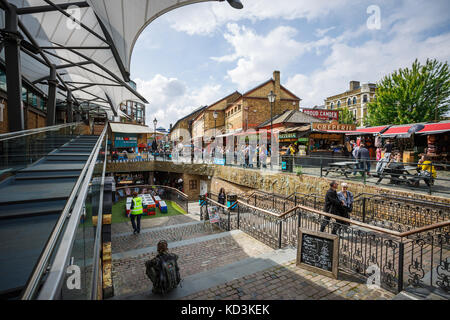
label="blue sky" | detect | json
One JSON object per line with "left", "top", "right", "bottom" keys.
{"left": 129, "top": 0, "right": 450, "bottom": 129}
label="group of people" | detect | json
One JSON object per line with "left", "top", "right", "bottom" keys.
{"left": 320, "top": 181, "right": 354, "bottom": 234}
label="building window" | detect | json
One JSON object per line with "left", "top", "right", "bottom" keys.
{"left": 353, "top": 97, "right": 357, "bottom": 105}
{"left": 330, "top": 102, "right": 334, "bottom": 109}
{"left": 337, "top": 100, "right": 341, "bottom": 108}
{"left": 363, "top": 95, "right": 368, "bottom": 103}
{"left": 347, "top": 98, "right": 351, "bottom": 106}
{"left": 238, "top": 105, "right": 241, "bottom": 111}
{"left": 189, "top": 180, "right": 197, "bottom": 190}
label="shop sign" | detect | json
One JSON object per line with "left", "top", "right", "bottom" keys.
{"left": 303, "top": 109, "right": 339, "bottom": 120}
{"left": 115, "top": 133, "right": 137, "bottom": 147}
{"left": 280, "top": 133, "right": 297, "bottom": 140}
{"left": 298, "top": 137, "right": 309, "bottom": 142}
{"left": 312, "top": 123, "right": 356, "bottom": 131}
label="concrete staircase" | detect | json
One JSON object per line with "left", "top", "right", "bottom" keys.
{"left": 0, "top": 135, "right": 99, "bottom": 298}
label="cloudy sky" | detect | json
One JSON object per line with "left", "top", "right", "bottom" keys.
{"left": 129, "top": 0, "right": 450, "bottom": 129}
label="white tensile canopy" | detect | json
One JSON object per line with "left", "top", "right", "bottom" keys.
{"left": 0, "top": 0, "right": 240, "bottom": 116}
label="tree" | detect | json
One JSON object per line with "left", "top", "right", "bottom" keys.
{"left": 337, "top": 107, "right": 355, "bottom": 124}
{"left": 367, "top": 59, "right": 450, "bottom": 126}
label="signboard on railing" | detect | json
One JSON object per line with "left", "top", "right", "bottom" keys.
{"left": 207, "top": 206, "right": 221, "bottom": 224}
{"left": 296, "top": 228, "right": 339, "bottom": 278}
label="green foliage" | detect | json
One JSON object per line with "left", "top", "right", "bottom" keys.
{"left": 337, "top": 107, "right": 356, "bottom": 124}
{"left": 295, "top": 166, "right": 303, "bottom": 175}
{"left": 367, "top": 59, "right": 450, "bottom": 126}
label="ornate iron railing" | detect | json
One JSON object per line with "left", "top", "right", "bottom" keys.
{"left": 202, "top": 194, "right": 450, "bottom": 294}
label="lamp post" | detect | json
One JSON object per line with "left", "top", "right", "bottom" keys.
{"left": 268, "top": 90, "right": 276, "bottom": 170}
{"left": 153, "top": 117, "right": 158, "bottom": 140}
{"left": 213, "top": 110, "right": 218, "bottom": 137}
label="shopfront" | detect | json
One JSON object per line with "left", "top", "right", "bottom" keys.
{"left": 309, "top": 122, "right": 356, "bottom": 158}
{"left": 114, "top": 132, "right": 138, "bottom": 151}
{"left": 278, "top": 125, "right": 310, "bottom": 156}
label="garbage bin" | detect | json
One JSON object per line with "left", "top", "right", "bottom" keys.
{"left": 281, "top": 155, "right": 294, "bottom": 172}
{"left": 199, "top": 194, "right": 206, "bottom": 206}
{"left": 227, "top": 194, "right": 237, "bottom": 210}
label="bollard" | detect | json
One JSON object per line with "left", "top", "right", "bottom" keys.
{"left": 278, "top": 220, "right": 283, "bottom": 249}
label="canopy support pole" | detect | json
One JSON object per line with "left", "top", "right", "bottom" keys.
{"left": 3, "top": 3, "right": 24, "bottom": 132}
{"left": 46, "top": 65, "right": 57, "bottom": 126}
{"left": 67, "top": 90, "right": 73, "bottom": 123}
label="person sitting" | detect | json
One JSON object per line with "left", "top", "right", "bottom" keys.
{"left": 145, "top": 240, "right": 181, "bottom": 294}
{"left": 410, "top": 155, "right": 436, "bottom": 187}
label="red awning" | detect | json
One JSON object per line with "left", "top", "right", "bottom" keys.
{"left": 346, "top": 126, "right": 388, "bottom": 135}
{"left": 416, "top": 122, "right": 450, "bottom": 135}
{"left": 381, "top": 125, "right": 413, "bottom": 137}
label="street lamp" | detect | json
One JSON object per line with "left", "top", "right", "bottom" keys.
{"left": 220, "top": 0, "right": 244, "bottom": 9}
{"left": 213, "top": 110, "right": 218, "bottom": 137}
{"left": 268, "top": 90, "right": 276, "bottom": 170}
{"left": 153, "top": 117, "right": 157, "bottom": 145}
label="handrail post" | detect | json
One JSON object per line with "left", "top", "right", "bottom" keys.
{"left": 278, "top": 220, "right": 283, "bottom": 249}
{"left": 398, "top": 242, "right": 405, "bottom": 292}
{"left": 362, "top": 197, "right": 367, "bottom": 223}
{"left": 320, "top": 157, "right": 323, "bottom": 177}
{"left": 294, "top": 195, "right": 297, "bottom": 207}
{"left": 228, "top": 208, "right": 231, "bottom": 231}
{"left": 297, "top": 208, "right": 301, "bottom": 229}
{"left": 237, "top": 203, "right": 240, "bottom": 229}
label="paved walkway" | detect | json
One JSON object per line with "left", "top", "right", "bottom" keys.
{"left": 110, "top": 202, "right": 398, "bottom": 300}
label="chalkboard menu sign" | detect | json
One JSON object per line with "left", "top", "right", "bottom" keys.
{"left": 296, "top": 228, "right": 339, "bottom": 278}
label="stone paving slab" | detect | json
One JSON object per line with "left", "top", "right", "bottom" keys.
{"left": 112, "top": 221, "right": 221, "bottom": 254}
{"left": 181, "top": 260, "right": 395, "bottom": 301}
{"left": 112, "top": 231, "right": 272, "bottom": 297}
{"left": 111, "top": 212, "right": 200, "bottom": 234}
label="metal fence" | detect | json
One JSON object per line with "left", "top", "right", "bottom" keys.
{"left": 202, "top": 194, "right": 450, "bottom": 294}
{"left": 115, "top": 184, "right": 189, "bottom": 214}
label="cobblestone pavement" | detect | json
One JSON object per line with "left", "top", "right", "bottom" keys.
{"left": 181, "top": 260, "right": 395, "bottom": 300}
{"left": 112, "top": 222, "right": 222, "bottom": 253}
{"left": 111, "top": 212, "right": 200, "bottom": 234}
{"left": 112, "top": 231, "right": 272, "bottom": 297}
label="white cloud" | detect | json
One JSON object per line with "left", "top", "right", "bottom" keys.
{"left": 212, "top": 23, "right": 308, "bottom": 90}
{"left": 134, "top": 75, "right": 224, "bottom": 129}
{"left": 165, "top": 0, "right": 351, "bottom": 36}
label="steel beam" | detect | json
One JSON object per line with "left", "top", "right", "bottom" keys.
{"left": 3, "top": 3, "right": 24, "bottom": 132}
{"left": 17, "top": 2, "right": 89, "bottom": 15}
{"left": 46, "top": 65, "right": 58, "bottom": 126}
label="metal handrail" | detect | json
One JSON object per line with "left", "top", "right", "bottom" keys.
{"left": 205, "top": 195, "right": 450, "bottom": 239}
{"left": 115, "top": 184, "right": 188, "bottom": 199}
{"left": 91, "top": 133, "right": 108, "bottom": 300}
{"left": 33, "top": 124, "right": 107, "bottom": 300}
{"left": 20, "top": 125, "right": 106, "bottom": 300}
{"left": 0, "top": 122, "right": 82, "bottom": 142}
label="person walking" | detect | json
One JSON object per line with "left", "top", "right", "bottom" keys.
{"left": 352, "top": 143, "right": 360, "bottom": 175}
{"left": 357, "top": 143, "right": 371, "bottom": 176}
{"left": 129, "top": 191, "right": 143, "bottom": 234}
{"left": 320, "top": 181, "right": 345, "bottom": 234}
{"left": 218, "top": 187, "right": 226, "bottom": 205}
{"left": 337, "top": 183, "right": 353, "bottom": 224}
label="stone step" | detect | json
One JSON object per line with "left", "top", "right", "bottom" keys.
{"left": 111, "top": 230, "right": 273, "bottom": 298}
{"left": 112, "top": 221, "right": 222, "bottom": 254}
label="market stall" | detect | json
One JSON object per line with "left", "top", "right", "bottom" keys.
{"left": 309, "top": 122, "right": 356, "bottom": 158}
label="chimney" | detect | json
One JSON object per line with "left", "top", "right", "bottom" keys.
{"left": 273, "top": 71, "right": 281, "bottom": 99}
{"left": 349, "top": 81, "right": 360, "bottom": 91}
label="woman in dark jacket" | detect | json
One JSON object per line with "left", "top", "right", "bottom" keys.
{"left": 218, "top": 188, "right": 226, "bottom": 205}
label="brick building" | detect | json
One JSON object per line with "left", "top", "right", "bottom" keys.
{"left": 192, "top": 91, "right": 242, "bottom": 142}
{"left": 324, "top": 81, "right": 377, "bottom": 126}
{"left": 224, "top": 71, "right": 301, "bottom": 133}
{"left": 170, "top": 105, "right": 209, "bottom": 143}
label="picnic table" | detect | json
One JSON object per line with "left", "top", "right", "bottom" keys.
{"left": 375, "top": 164, "right": 419, "bottom": 185}
{"left": 323, "top": 161, "right": 359, "bottom": 178}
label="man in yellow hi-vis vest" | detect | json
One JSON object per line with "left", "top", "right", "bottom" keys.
{"left": 130, "top": 191, "right": 143, "bottom": 234}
